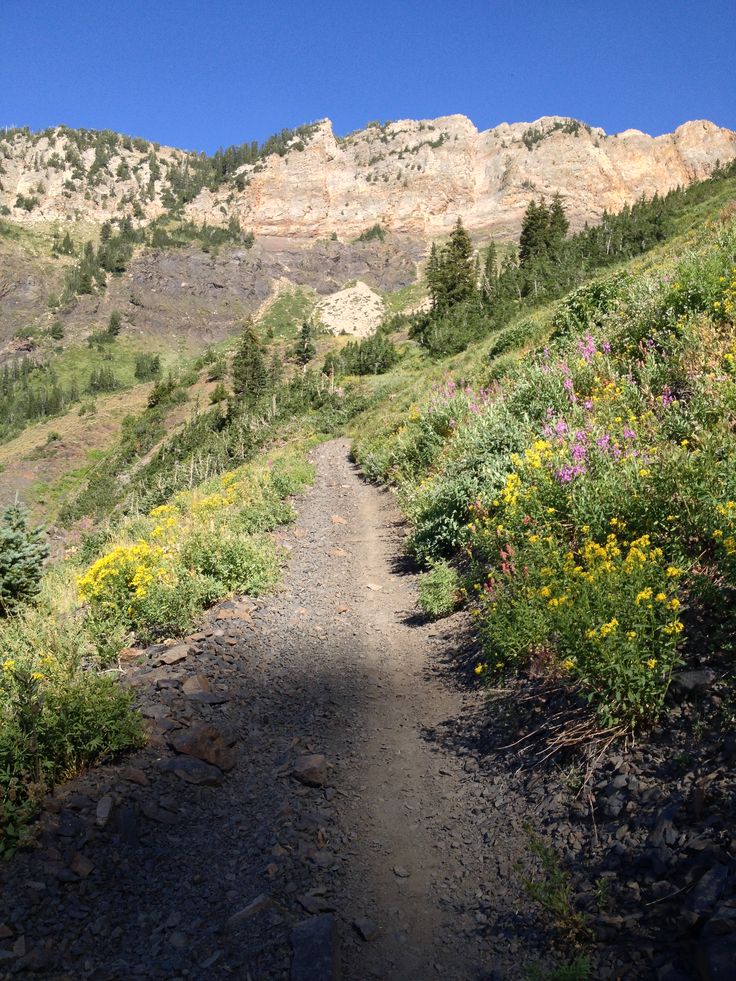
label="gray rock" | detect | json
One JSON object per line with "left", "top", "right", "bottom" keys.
{"left": 291, "top": 914, "right": 339, "bottom": 981}
{"left": 95, "top": 796, "right": 114, "bottom": 828}
{"left": 159, "top": 757, "right": 224, "bottom": 787}
{"left": 682, "top": 864, "right": 730, "bottom": 926}
{"left": 672, "top": 670, "right": 716, "bottom": 695}
{"left": 292, "top": 754, "right": 328, "bottom": 787}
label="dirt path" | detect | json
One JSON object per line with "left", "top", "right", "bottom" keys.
{"left": 0, "top": 439, "right": 543, "bottom": 979}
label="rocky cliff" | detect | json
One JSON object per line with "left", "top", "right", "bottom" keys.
{"left": 2, "top": 115, "right": 735, "bottom": 242}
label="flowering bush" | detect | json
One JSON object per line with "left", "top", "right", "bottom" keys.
{"left": 357, "top": 218, "right": 736, "bottom": 729}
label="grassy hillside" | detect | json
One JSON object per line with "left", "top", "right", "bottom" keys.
{"left": 353, "top": 212, "right": 736, "bottom": 732}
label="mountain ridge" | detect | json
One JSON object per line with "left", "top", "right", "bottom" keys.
{"left": 3, "top": 114, "right": 735, "bottom": 241}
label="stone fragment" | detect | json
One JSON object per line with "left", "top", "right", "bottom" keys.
{"left": 225, "top": 894, "right": 273, "bottom": 928}
{"left": 353, "top": 917, "right": 380, "bottom": 941}
{"left": 682, "top": 864, "right": 729, "bottom": 926}
{"left": 158, "top": 645, "right": 190, "bottom": 665}
{"left": 141, "top": 802, "right": 178, "bottom": 825}
{"left": 168, "top": 723, "right": 237, "bottom": 771}
{"left": 95, "top": 795, "right": 114, "bottom": 828}
{"left": 120, "top": 766, "right": 149, "bottom": 786}
{"left": 291, "top": 754, "right": 328, "bottom": 787}
{"left": 159, "top": 756, "right": 224, "bottom": 786}
{"left": 70, "top": 853, "right": 94, "bottom": 878}
{"left": 291, "top": 914, "right": 339, "bottom": 981}
{"left": 183, "top": 674, "right": 210, "bottom": 694}
{"left": 298, "top": 894, "right": 336, "bottom": 915}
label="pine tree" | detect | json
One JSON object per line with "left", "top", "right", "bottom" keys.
{"left": 441, "top": 218, "right": 476, "bottom": 308}
{"left": 547, "top": 193, "right": 569, "bottom": 256}
{"left": 426, "top": 242, "right": 441, "bottom": 310}
{"left": 293, "top": 322, "right": 316, "bottom": 365}
{"left": 0, "top": 503, "right": 48, "bottom": 615}
{"left": 519, "top": 198, "right": 551, "bottom": 267}
{"left": 231, "top": 319, "right": 268, "bottom": 404}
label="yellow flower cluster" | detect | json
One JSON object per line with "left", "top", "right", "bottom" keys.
{"left": 78, "top": 541, "right": 171, "bottom": 605}
{"left": 713, "top": 267, "right": 736, "bottom": 319}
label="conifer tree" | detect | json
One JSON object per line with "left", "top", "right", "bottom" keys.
{"left": 231, "top": 319, "right": 268, "bottom": 404}
{"left": 442, "top": 218, "right": 475, "bottom": 308}
{"left": 0, "top": 503, "right": 48, "bottom": 614}
{"left": 547, "top": 192, "right": 569, "bottom": 256}
{"left": 293, "top": 322, "right": 316, "bottom": 365}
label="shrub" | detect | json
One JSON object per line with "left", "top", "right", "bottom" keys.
{"left": 418, "top": 561, "right": 460, "bottom": 617}
{"left": 134, "top": 353, "right": 161, "bottom": 381}
{"left": 180, "top": 530, "right": 280, "bottom": 596}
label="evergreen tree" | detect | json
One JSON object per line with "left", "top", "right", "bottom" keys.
{"left": 441, "top": 218, "right": 476, "bottom": 308}
{"left": 209, "top": 381, "right": 228, "bottom": 404}
{"left": 426, "top": 243, "right": 441, "bottom": 310}
{"left": 268, "top": 353, "right": 284, "bottom": 390}
{"left": 547, "top": 193, "right": 570, "bottom": 256}
{"left": 107, "top": 310, "right": 122, "bottom": 336}
{"left": 0, "top": 503, "right": 48, "bottom": 614}
{"left": 293, "top": 322, "right": 316, "bottom": 365}
{"left": 519, "top": 198, "right": 551, "bottom": 267}
{"left": 230, "top": 320, "right": 268, "bottom": 404}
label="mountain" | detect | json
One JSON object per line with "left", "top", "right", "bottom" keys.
{"left": 2, "top": 115, "right": 735, "bottom": 241}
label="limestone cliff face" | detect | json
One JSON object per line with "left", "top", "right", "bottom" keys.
{"left": 2, "top": 115, "right": 735, "bottom": 241}
{"left": 187, "top": 116, "right": 736, "bottom": 239}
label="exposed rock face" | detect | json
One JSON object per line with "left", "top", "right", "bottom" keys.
{"left": 3, "top": 116, "right": 735, "bottom": 242}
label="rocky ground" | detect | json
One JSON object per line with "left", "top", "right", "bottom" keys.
{"left": 0, "top": 440, "right": 734, "bottom": 979}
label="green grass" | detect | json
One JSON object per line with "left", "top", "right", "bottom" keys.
{"left": 381, "top": 280, "right": 427, "bottom": 316}
{"left": 259, "top": 285, "right": 318, "bottom": 340}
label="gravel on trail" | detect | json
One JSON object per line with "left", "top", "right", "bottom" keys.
{"left": 0, "top": 439, "right": 544, "bottom": 980}
{"left": 3, "top": 439, "right": 734, "bottom": 979}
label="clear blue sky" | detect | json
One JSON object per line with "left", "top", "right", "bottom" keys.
{"left": 2, "top": 0, "right": 732, "bottom": 153}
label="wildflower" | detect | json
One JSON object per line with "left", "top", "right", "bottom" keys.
{"left": 666, "top": 566, "right": 682, "bottom": 578}
{"left": 31, "top": 671, "right": 44, "bottom": 681}
{"left": 2, "top": 659, "right": 15, "bottom": 672}
{"left": 474, "top": 663, "right": 485, "bottom": 675}
{"left": 655, "top": 592, "right": 667, "bottom": 602}
{"left": 562, "top": 658, "right": 575, "bottom": 671}
{"left": 626, "top": 631, "right": 637, "bottom": 640}
{"left": 647, "top": 658, "right": 657, "bottom": 670}
{"left": 599, "top": 618, "right": 619, "bottom": 638}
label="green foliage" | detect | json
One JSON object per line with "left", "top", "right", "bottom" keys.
{"left": 523, "top": 831, "right": 591, "bottom": 945}
{"left": 87, "top": 366, "right": 120, "bottom": 393}
{"left": 293, "top": 321, "right": 317, "bottom": 365}
{"left": 107, "top": 309, "right": 122, "bottom": 336}
{"left": 355, "top": 215, "right": 736, "bottom": 730}
{"left": 354, "top": 223, "right": 386, "bottom": 243}
{"left": 231, "top": 320, "right": 269, "bottom": 404}
{"left": 326, "top": 330, "right": 400, "bottom": 376}
{"left": 134, "top": 352, "right": 162, "bottom": 381}
{"left": 0, "top": 505, "right": 48, "bottom": 615}
{"left": 0, "top": 607, "right": 144, "bottom": 855}
{"left": 418, "top": 561, "right": 460, "bottom": 617}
